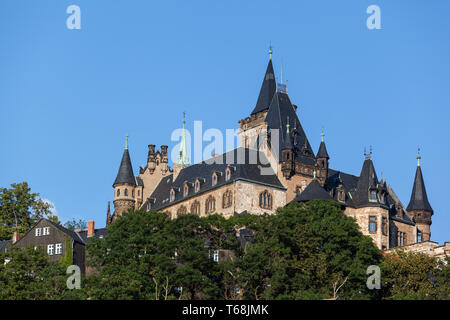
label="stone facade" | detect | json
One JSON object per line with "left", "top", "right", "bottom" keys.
{"left": 387, "top": 241, "right": 450, "bottom": 260}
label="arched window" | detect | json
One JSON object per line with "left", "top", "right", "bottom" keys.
{"left": 225, "top": 168, "right": 231, "bottom": 181}
{"left": 125, "top": 188, "right": 128, "bottom": 197}
{"left": 205, "top": 196, "right": 216, "bottom": 214}
{"left": 195, "top": 180, "right": 200, "bottom": 192}
{"left": 212, "top": 173, "right": 218, "bottom": 186}
{"left": 190, "top": 201, "right": 200, "bottom": 215}
{"left": 117, "top": 189, "right": 120, "bottom": 197}
{"left": 222, "top": 190, "right": 232, "bottom": 208}
{"left": 132, "top": 189, "right": 135, "bottom": 197}
{"left": 369, "top": 190, "right": 377, "bottom": 201}
{"left": 177, "top": 206, "right": 187, "bottom": 215}
{"left": 184, "top": 184, "right": 189, "bottom": 197}
{"left": 259, "top": 190, "right": 272, "bottom": 209}
{"left": 170, "top": 189, "right": 175, "bottom": 202}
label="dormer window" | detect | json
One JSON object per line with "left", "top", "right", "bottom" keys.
{"left": 369, "top": 190, "right": 377, "bottom": 202}
{"left": 338, "top": 190, "right": 345, "bottom": 202}
{"left": 212, "top": 173, "right": 218, "bottom": 186}
{"left": 183, "top": 183, "right": 189, "bottom": 197}
{"left": 225, "top": 167, "right": 231, "bottom": 181}
{"left": 195, "top": 180, "right": 200, "bottom": 192}
{"left": 170, "top": 189, "right": 175, "bottom": 202}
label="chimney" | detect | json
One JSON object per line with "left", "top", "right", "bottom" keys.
{"left": 88, "top": 221, "right": 95, "bottom": 237}
{"left": 12, "top": 232, "right": 20, "bottom": 244}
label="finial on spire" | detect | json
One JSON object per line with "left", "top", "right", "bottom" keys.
{"left": 417, "top": 146, "right": 421, "bottom": 167}
{"left": 321, "top": 126, "right": 325, "bottom": 142}
{"left": 313, "top": 170, "right": 317, "bottom": 179}
{"left": 125, "top": 134, "right": 129, "bottom": 150}
{"left": 269, "top": 44, "right": 273, "bottom": 60}
{"left": 370, "top": 145, "right": 373, "bottom": 159}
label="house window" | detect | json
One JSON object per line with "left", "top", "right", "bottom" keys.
{"left": 398, "top": 231, "right": 407, "bottom": 246}
{"left": 195, "top": 180, "right": 200, "bottom": 192}
{"left": 205, "top": 196, "right": 216, "bottom": 214}
{"left": 417, "top": 231, "right": 422, "bottom": 243}
{"left": 338, "top": 190, "right": 345, "bottom": 202}
{"left": 184, "top": 184, "right": 189, "bottom": 197}
{"left": 369, "top": 190, "right": 377, "bottom": 202}
{"left": 55, "top": 243, "right": 62, "bottom": 254}
{"left": 259, "top": 190, "right": 272, "bottom": 210}
{"left": 222, "top": 190, "right": 233, "bottom": 208}
{"left": 225, "top": 168, "right": 231, "bottom": 181}
{"left": 177, "top": 206, "right": 187, "bottom": 215}
{"left": 35, "top": 228, "right": 42, "bottom": 237}
{"left": 43, "top": 227, "right": 50, "bottom": 235}
{"left": 138, "top": 190, "right": 140, "bottom": 197}
{"left": 47, "top": 244, "right": 54, "bottom": 255}
{"left": 382, "top": 217, "right": 387, "bottom": 236}
{"left": 170, "top": 189, "right": 175, "bottom": 202}
{"left": 117, "top": 189, "right": 120, "bottom": 197}
{"left": 191, "top": 201, "right": 200, "bottom": 215}
{"left": 369, "top": 216, "right": 377, "bottom": 233}
{"left": 132, "top": 189, "right": 135, "bottom": 197}
{"left": 125, "top": 188, "right": 128, "bottom": 197}
{"left": 212, "top": 173, "right": 218, "bottom": 186}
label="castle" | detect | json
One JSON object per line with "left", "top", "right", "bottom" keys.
{"left": 108, "top": 51, "right": 435, "bottom": 251}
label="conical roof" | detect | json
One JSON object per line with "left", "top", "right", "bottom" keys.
{"left": 293, "top": 179, "right": 334, "bottom": 202}
{"left": 353, "top": 158, "right": 379, "bottom": 206}
{"left": 317, "top": 141, "right": 329, "bottom": 159}
{"left": 406, "top": 165, "right": 433, "bottom": 212}
{"left": 251, "top": 59, "right": 276, "bottom": 115}
{"left": 113, "top": 148, "right": 136, "bottom": 187}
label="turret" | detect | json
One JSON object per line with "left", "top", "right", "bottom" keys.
{"left": 407, "top": 150, "right": 433, "bottom": 242}
{"left": 112, "top": 135, "right": 136, "bottom": 220}
{"left": 316, "top": 129, "right": 330, "bottom": 186}
{"left": 281, "top": 117, "right": 294, "bottom": 179}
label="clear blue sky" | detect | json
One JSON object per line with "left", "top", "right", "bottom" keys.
{"left": 1, "top": 0, "right": 449, "bottom": 244}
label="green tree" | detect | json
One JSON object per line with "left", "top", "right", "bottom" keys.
{"left": 0, "top": 245, "right": 86, "bottom": 300}
{"left": 63, "top": 218, "right": 87, "bottom": 231}
{"left": 0, "top": 182, "right": 57, "bottom": 240}
{"left": 381, "top": 249, "right": 450, "bottom": 300}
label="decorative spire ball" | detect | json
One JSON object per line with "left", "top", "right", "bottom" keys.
{"left": 417, "top": 147, "right": 421, "bottom": 167}
{"left": 125, "top": 134, "right": 129, "bottom": 150}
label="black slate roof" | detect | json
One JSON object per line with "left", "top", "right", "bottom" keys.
{"left": 148, "top": 148, "right": 285, "bottom": 211}
{"left": 264, "top": 92, "right": 316, "bottom": 165}
{"left": 351, "top": 158, "right": 382, "bottom": 207}
{"left": 251, "top": 59, "right": 276, "bottom": 115}
{"left": 317, "top": 141, "right": 330, "bottom": 159}
{"left": 406, "top": 166, "right": 433, "bottom": 212}
{"left": 47, "top": 219, "right": 86, "bottom": 244}
{"left": 113, "top": 149, "right": 136, "bottom": 187}
{"left": 77, "top": 228, "right": 108, "bottom": 243}
{"left": 293, "top": 179, "right": 334, "bottom": 202}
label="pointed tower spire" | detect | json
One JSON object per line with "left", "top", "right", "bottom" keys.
{"left": 177, "top": 112, "right": 190, "bottom": 166}
{"left": 251, "top": 53, "right": 276, "bottom": 115}
{"left": 113, "top": 135, "right": 136, "bottom": 187}
{"left": 407, "top": 151, "right": 433, "bottom": 242}
{"left": 317, "top": 127, "right": 330, "bottom": 159}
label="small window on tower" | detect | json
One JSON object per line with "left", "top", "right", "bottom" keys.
{"left": 125, "top": 189, "right": 128, "bottom": 197}
{"left": 117, "top": 189, "right": 120, "bottom": 197}
{"left": 369, "top": 216, "right": 377, "bottom": 233}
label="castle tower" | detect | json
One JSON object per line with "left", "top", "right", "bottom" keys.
{"left": 406, "top": 151, "right": 433, "bottom": 242}
{"left": 112, "top": 135, "right": 136, "bottom": 220}
{"left": 316, "top": 129, "right": 330, "bottom": 186}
